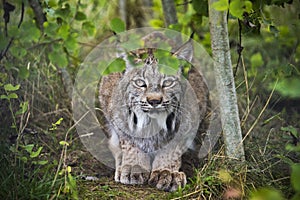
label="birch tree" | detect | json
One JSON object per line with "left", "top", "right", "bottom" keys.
{"left": 208, "top": 0, "right": 245, "bottom": 161}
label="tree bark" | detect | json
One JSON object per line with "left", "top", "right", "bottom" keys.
{"left": 208, "top": 0, "right": 245, "bottom": 161}
{"left": 161, "top": 0, "right": 178, "bottom": 27}
{"left": 119, "top": 0, "right": 127, "bottom": 26}
{"left": 28, "top": 0, "right": 45, "bottom": 31}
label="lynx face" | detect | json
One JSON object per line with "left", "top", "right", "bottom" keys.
{"left": 124, "top": 59, "right": 183, "bottom": 134}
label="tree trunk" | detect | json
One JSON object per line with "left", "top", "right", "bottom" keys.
{"left": 208, "top": 0, "right": 245, "bottom": 161}
{"left": 161, "top": 0, "right": 178, "bottom": 27}
{"left": 28, "top": 0, "right": 45, "bottom": 31}
{"left": 119, "top": 0, "right": 127, "bottom": 26}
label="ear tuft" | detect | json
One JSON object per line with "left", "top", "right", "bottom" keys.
{"left": 172, "top": 33, "right": 194, "bottom": 62}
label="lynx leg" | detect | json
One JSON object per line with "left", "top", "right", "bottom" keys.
{"left": 119, "top": 140, "right": 151, "bottom": 185}
{"left": 108, "top": 132, "right": 122, "bottom": 182}
{"left": 149, "top": 147, "right": 186, "bottom": 191}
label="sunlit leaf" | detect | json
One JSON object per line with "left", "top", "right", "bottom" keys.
{"left": 244, "top": 1, "right": 252, "bottom": 12}
{"left": 16, "top": 101, "right": 29, "bottom": 115}
{"left": 30, "top": 146, "right": 43, "bottom": 158}
{"left": 8, "top": 93, "right": 18, "bottom": 99}
{"left": 149, "top": 19, "right": 164, "bottom": 28}
{"left": 4, "top": 84, "right": 20, "bottom": 91}
{"left": 0, "top": 95, "right": 8, "bottom": 100}
{"left": 59, "top": 141, "right": 69, "bottom": 146}
{"left": 110, "top": 18, "right": 126, "bottom": 33}
{"left": 57, "top": 24, "right": 70, "bottom": 40}
{"left": 212, "top": 0, "right": 229, "bottom": 11}
{"left": 54, "top": 117, "right": 64, "bottom": 125}
{"left": 229, "top": 0, "right": 244, "bottom": 19}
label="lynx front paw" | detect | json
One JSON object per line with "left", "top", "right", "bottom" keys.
{"left": 119, "top": 164, "right": 150, "bottom": 185}
{"left": 149, "top": 169, "right": 187, "bottom": 192}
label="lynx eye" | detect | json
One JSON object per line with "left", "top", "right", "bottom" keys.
{"left": 133, "top": 79, "right": 147, "bottom": 87}
{"left": 162, "top": 79, "right": 175, "bottom": 88}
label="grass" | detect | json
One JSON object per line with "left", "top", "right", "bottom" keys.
{"left": 0, "top": 55, "right": 299, "bottom": 199}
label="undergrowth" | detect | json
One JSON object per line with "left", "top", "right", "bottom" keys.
{"left": 1, "top": 50, "right": 299, "bottom": 200}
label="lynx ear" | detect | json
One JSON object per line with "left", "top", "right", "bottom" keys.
{"left": 172, "top": 33, "right": 194, "bottom": 62}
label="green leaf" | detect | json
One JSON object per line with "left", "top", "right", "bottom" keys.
{"left": 229, "top": 0, "right": 244, "bottom": 19}
{"left": 16, "top": 101, "right": 29, "bottom": 115}
{"left": 10, "top": 46, "right": 27, "bottom": 58}
{"left": 149, "top": 19, "right": 164, "bottom": 28}
{"left": 0, "top": 95, "right": 8, "bottom": 100}
{"left": 82, "top": 21, "right": 96, "bottom": 36}
{"left": 18, "top": 66, "right": 30, "bottom": 79}
{"left": 8, "top": 93, "right": 18, "bottom": 99}
{"left": 57, "top": 24, "right": 70, "bottom": 40}
{"left": 30, "top": 146, "right": 43, "bottom": 158}
{"left": 229, "top": 0, "right": 252, "bottom": 19}
{"left": 212, "top": 0, "right": 229, "bottom": 11}
{"left": 102, "top": 58, "right": 125, "bottom": 75}
{"left": 110, "top": 18, "right": 126, "bottom": 33}
{"left": 59, "top": 141, "right": 69, "bottom": 146}
{"left": 250, "top": 52, "right": 264, "bottom": 68}
{"left": 55, "top": 5, "right": 71, "bottom": 19}
{"left": 281, "top": 126, "right": 298, "bottom": 138}
{"left": 244, "top": 1, "right": 252, "bottom": 12}
{"left": 36, "top": 160, "right": 49, "bottom": 165}
{"left": 23, "top": 144, "right": 34, "bottom": 153}
{"left": 64, "top": 35, "right": 78, "bottom": 52}
{"left": 21, "top": 156, "right": 28, "bottom": 163}
{"left": 48, "top": 50, "right": 68, "bottom": 67}
{"left": 250, "top": 188, "right": 284, "bottom": 200}
{"left": 291, "top": 164, "right": 300, "bottom": 192}
{"left": 54, "top": 117, "right": 64, "bottom": 125}
{"left": 20, "top": 21, "right": 41, "bottom": 43}
{"left": 47, "top": 0, "right": 57, "bottom": 7}
{"left": 44, "top": 21, "right": 58, "bottom": 37}
{"left": 4, "top": 84, "right": 20, "bottom": 91}
{"left": 75, "top": 11, "right": 87, "bottom": 21}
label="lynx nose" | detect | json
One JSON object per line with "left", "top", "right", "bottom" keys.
{"left": 147, "top": 96, "right": 162, "bottom": 107}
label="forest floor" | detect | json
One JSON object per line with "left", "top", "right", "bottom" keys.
{"left": 66, "top": 102, "right": 298, "bottom": 199}
{"left": 1, "top": 87, "right": 299, "bottom": 199}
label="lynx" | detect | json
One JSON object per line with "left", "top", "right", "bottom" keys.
{"left": 99, "top": 35, "right": 210, "bottom": 191}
